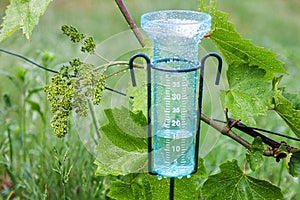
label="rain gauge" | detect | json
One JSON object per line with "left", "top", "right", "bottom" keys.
{"left": 129, "top": 10, "right": 222, "bottom": 199}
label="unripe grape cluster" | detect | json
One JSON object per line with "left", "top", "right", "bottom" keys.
{"left": 61, "top": 25, "right": 96, "bottom": 54}
{"left": 44, "top": 66, "right": 75, "bottom": 137}
{"left": 44, "top": 60, "right": 106, "bottom": 137}
{"left": 93, "top": 74, "right": 106, "bottom": 105}
{"left": 44, "top": 25, "right": 106, "bottom": 137}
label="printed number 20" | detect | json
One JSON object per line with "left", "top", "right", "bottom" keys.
{"left": 171, "top": 120, "right": 180, "bottom": 127}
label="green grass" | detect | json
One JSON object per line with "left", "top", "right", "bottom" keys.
{"left": 0, "top": 0, "right": 299, "bottom": 199}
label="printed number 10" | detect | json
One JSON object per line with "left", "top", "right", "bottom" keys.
{"left": 172, "top": 146, "right": 181, "bottom": 152}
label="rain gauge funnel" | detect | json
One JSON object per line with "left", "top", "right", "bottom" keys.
{"left": 129, "top": 10, "right": 222, "bottom": 178}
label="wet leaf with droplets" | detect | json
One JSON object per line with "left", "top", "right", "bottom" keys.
{"left": 202, "top": 1, "right": 286, "bottom": 80}
{"left": 108, "top": 173, "right": 197, "bottom": 200}
{"left": 201, "top": 160, "right": 284, "bottom": 200}
{"left": 246, "top": 137, "right": 264, "bottom": 171}
{"left": 273, "top": 78, "right": 300, "bottom": 138}
{"left": 221, "top": 63, "right": 274, "bottom": 124}
{"left": 200, "top": 1, "right": 284, "bottom": 124}
{"left": 287, "top": 149, "right": 300, "bottom": 177}
{"left": 95, "top": 107, "right": 148, "bottom": 176}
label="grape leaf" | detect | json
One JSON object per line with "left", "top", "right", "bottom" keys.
{"left": 246, "top": 137, "right": 264, "bottom": 171}
{"left": 108, "top": 173, "right": 197, "bottom": 200}
{"left": 273, "top": 92, "right": 300, "bottom": 137}
{"left": 199, "top": 1, "right": 285, "bottom": 123}
{"left": 221, "top": 63, "right": 274, "bottom": 124}
{"left": 101, "top": 107, "right": 147, "bottom": 151}
{"left": 95, "top": 107, "right": 148, "bottom": 176}
{"left": 0, "top": 0, "right": 53, "bottom": 42}
{"left": 287, "top": 149, "right": 300, "bottom": 177}
{"left": 94, "top": 135, "right": 147, "bottom": 176}
{"left": 273, "top": 79, "right": 300, "bottom": 138}
{"left": 107, "top": 179, "right": 141, "bottom": 200}
{"left": 282, "top": 91, "right": 300, "bottom": 110}
{"left": 205, "top": 1, "right": 286, "bottom": 80}
{"left": 194, "top": 157, "right": 207, "bottom": 179}
{"left": 107, "top": 175, "right": 154, "bottom": 200}
{"left": 201, "top": 160, "right": 284, "bottom": 200}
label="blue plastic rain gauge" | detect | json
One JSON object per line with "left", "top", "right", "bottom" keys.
{"left": 129, "top": 10, "right": 222, "bottom": 190}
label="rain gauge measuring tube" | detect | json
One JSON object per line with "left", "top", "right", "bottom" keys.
{"left": 129, "top": 10, "right": 222, "bottom": 179}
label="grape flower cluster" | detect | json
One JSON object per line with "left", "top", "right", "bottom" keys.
{"left": 61, "top": 25, "right": 96, "bottom": 54}
{"left": 44, "top": 66, "right": 76, "bottom": 137}
{"left": 44, "top": 59, "right": 106, "bottom": 137}
{"left": 44, "top": 25, "right": 106, "bottom": 137}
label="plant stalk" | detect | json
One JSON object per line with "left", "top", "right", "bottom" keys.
{"left": 201, "top": 113, "right": 251, "bottom": 149}
{"left": 115, "top": 0, "right": 145, "bottom": 47}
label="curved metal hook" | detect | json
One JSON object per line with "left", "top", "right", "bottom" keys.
{"left": 128, "top": 53, "right": 151, "bottom": 87}
{"left": 200, "top": 52, "right": 223, "bottom": 85}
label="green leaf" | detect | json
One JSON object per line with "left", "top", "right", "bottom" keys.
{"left": 287, "top": 149, "right": 300, "bottom": 177}
{"left": 201, "top": 160, "right": 284, "bottom": 200}
{"left": 205, "top": 1, "right": 286, "bottom": 80}
{"left": 282, "top": 91, "right": 300, "bottom": 110}
{"left": 101, "top": 107, "right": 147, "bottom": 151}
{"left": 194, "top": 157, "right": 207, "bottom": 179}
{"left": 200, "top": 1, "right": 285, "bottom": 123}
{"left": 107, "top": 174, "right": 162, "bottom": 200}
{"left": 246, "top": 137, "right": 264, "bottom": 171}
{"left": 0, "top": 0, "right": 53, "bottom": 42}
{"left": 25, "top": 99, "right": 45, "bottom": 123}
{"left": 222, "top": 63, "right": 274, "bottom": 124}
{"left": 95, "top": 107, "right": 148, "bottom": 176}
{"left": 273, "top": 79, "right": 300, "bottom": 138}
{"left": 27, "top": 87, "right": 44, "bottom": 99}
{"left": 108, "top": 179, "right": 145, "bottom": 200}
{"left": 108, "top": 173, "right": 197, "bottom": 200}
{"left": 95, "top": 133, "right": 147, "bottom": 176}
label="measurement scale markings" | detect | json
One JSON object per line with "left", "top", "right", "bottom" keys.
{"left": 165, "top": 138, "right": 171, "bottom": 164}
{"left": 180, "top": 139, "right": 187, "bottom": 164}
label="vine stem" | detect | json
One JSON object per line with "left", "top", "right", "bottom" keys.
{"left": 115, "top": 0, "right": 145, "bottom": 47}
{"left": 104, "top": 66, "right": 129, "bottom": 79}
{"left": 94, "top": 61, "right": 143, "bottom": 71}
{"left": 201, "top": 113, "right": 251, "bottom": 149}
{"left": 200, "top": 113, "right": 287, "bottom": 158}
